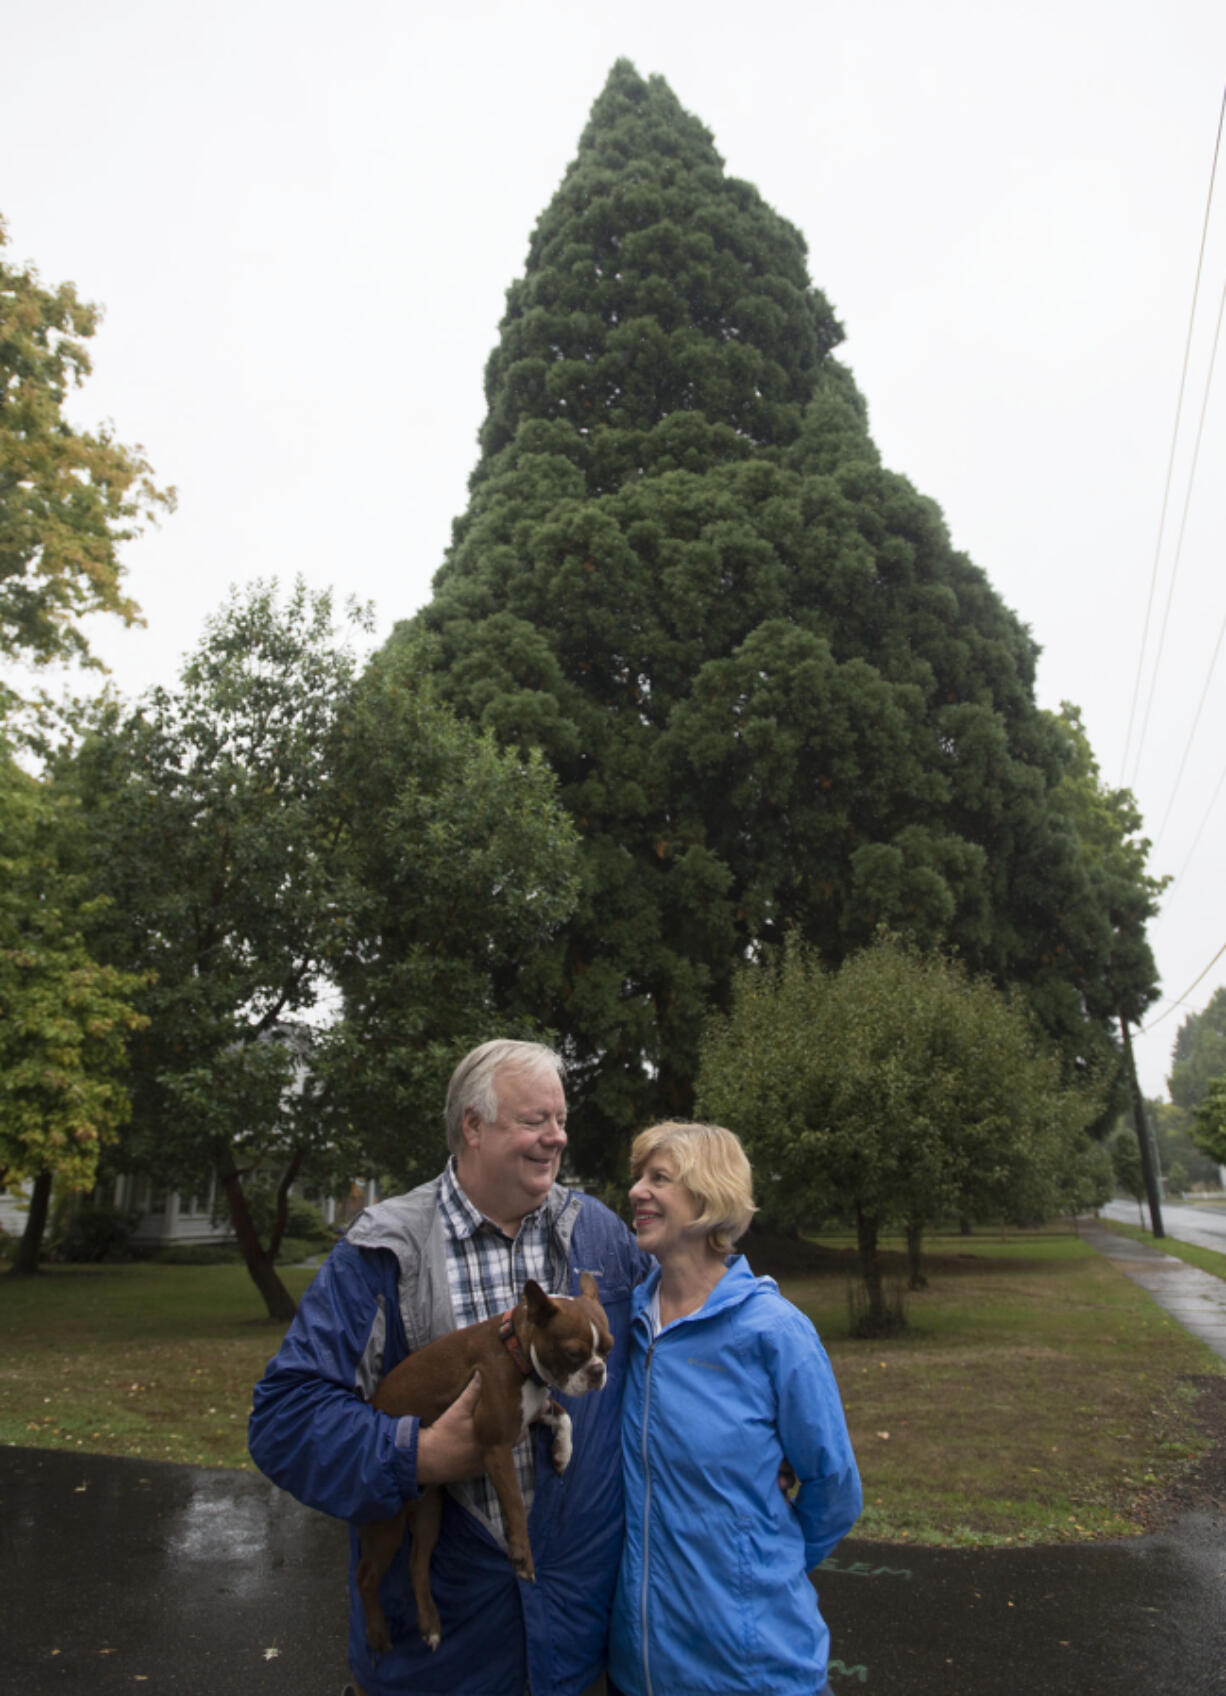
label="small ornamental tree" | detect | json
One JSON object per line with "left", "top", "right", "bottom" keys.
{"left": 1109, "top": 1126, "right": 1147, "bottom": 1225}
{"left": 697, "top": 934, "right": 1100, "bottom": 1334}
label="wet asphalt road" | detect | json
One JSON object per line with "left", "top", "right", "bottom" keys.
{"left": 5, "top": 1442, "right": 1225, "bottom": 1696}
{"left": 6, "top": 1220, "right": 1226, "bottom": 1695}
{"left": 1101, "top": 1197, "right": 1226, "bottom": 1259}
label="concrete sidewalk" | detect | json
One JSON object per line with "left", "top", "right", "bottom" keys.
{"left": 1081, "top": 1218, "right": 1226, "bottom": 1362}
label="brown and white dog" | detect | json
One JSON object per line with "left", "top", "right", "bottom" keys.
{"left": 355, "top": 1273, "right": 613, "bottom": 1654}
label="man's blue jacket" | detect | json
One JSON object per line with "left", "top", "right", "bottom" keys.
{"left": 249, "top": 1178, "right": 648, "bottom": 1696}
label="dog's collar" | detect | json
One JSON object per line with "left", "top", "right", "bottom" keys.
{"left": 499, "top": 1309, "right": 548, "bottom": 1387}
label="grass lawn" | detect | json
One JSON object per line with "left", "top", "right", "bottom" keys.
{"left": 0, "top": 1260, "right": 318, "bottom": 1470}
{"left": 1, "top": 1228, "right": 1222, "bottom": 1548}
{"left": 764, "top": 1226, "right": 1225, "bottom": 1547}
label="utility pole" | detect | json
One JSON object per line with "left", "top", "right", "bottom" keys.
{"left": 1119, "top": 1010, "right": 1164, "bottom": 1238}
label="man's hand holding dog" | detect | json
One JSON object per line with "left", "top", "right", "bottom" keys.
{"left": 415, "top": 1370, "right": 486, "bottom": 1485}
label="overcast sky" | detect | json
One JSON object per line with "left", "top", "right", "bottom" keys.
{"left": 5, "top": 0, "right": 1225, "bottom": 1100}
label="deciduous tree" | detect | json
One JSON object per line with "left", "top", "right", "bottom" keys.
{"left": 697, "top": 934, "right": 1099, "bottom": 1334}
{"left": 0, "top": 740, "right": 145, "bottom": 1274}
{"left": 1193, "top": 1074, "right": 1226, "bottom": 1169}
{"left": 0, "top": 215, "right": 173, "bottom": 670}
{"left": 58, "top": 584, "right": 578, "bottom": 1317}
{"left": 1169, "top": 988, "right": 1226, "bottom": 1114}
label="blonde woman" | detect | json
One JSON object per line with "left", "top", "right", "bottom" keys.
{"left": 609, "top": 1122, "right": 861, "bottom": 1696}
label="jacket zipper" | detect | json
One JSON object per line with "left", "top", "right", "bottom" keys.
{"left": 639, "top": 1335, "right": 657, "bottom": 1696}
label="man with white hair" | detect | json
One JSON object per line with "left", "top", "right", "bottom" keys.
{"left": 250, "top": 1039, "right": 650, "bottom": 1696}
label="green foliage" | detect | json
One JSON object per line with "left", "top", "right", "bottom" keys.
{"left": 53, "top": 1201, "right": 135, "bottom": 1263}
{"left": 55, "top": 580, "right": 369, "bottom": 1202}
{"left": 0, "top": 738, "right": 146, "bottom": 1196}
{"left": 1108, "top": 1127, "right": 1145, "bottom": 1202}
{"left": 48, "top": 582, "right": 579, "bottom": 1310}
{"left": 1040, "top": 704, "right": 1164, "bottom": 1110}
{"left": 1145, "top": 1097, "right": 1221, "bottom": 1192}
{"left": 240, "top": 1181, "right": 329, "bottom": 1248}
{"left": 150, "top": 1243, "right": 240, "bottom": 1266}
{"left": 314, "top": 635, "right": 581, "bottom": 1188}
{"left": 1169, "top": 987, "right": 1226, "bottom": 1113}
{"left": 0, "top": 215, "right": 173, "bottom": 669}
{"left": 405, "top": 62, "right": 1159, "bottom": 1174}
{"left": 1193, "top": 1074, "right": 1226, "bottom": 1167}
{"left": 697, "top": 934, "right": 1102, "bottom": 1329}
{"left": 1070, "top": 1138, "right": 1116, "bottom": 1214}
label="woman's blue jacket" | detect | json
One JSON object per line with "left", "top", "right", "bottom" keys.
{"left": 610, "top": 1255, "right": 862, "bottom": 1696}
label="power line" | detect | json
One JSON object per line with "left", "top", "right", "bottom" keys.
{"left": 1131, "top": 265, "right": 1226, "bottom": 793}
{"left": 1152, "top": 593, "right": 1226, "bottom": 851}
{"left": 1120, "top": 86, "right": 1226, "bottom": 786}
{"left": 1169, "top": 752, "right": 1226, "bottom": 894}
{"left": 1140, "top": 938, "right": 1226, "bottom": 1032}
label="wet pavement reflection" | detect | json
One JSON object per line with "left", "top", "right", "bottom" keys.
{"left": 4, "top": 1443, "right": 1225, "bottom": 1695}
{"left": 2, "top": 1446, "right": 350, "bottom": 1694}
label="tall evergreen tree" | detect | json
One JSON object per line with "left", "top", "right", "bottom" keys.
{"left": 1168, "top": 987, "right": 1226, "bottom": 1113}
{"left": 400, "top": 61, "right": 1152, "bottom": 1175}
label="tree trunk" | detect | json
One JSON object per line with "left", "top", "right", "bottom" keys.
{"left": 217, "top": 1145, "right": 298, "bottom": 1322}
{"left": 905, "top": 1219, "right": 928, "bottom": 1290}
{"left": 267, "top": 1148, "right": 304, "bottom": 1260}
{"left": 1119, "top": 1012, "right": 1164, "bottom": 1238}
{"left": 854, "top": 1205, "right": 888, "bottom": 1333}
{"left": 9, "top": 1169, "right": 53, "bottom": 1277}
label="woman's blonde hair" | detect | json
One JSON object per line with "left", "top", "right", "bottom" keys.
{"left": 630, "top": 1120, "right": 756, "bottom": 1255}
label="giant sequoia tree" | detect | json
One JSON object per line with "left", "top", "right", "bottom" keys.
{"left": 400, "top": 61, "right": 1155, "bottom": 1175}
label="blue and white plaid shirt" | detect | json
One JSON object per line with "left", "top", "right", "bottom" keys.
{"left": 437, "top": 1158, "right": 557, "bottom": 1545}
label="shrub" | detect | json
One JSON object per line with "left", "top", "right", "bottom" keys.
{"left": 55, "top": 1203, "right": 136, "bottom": 1263}
{"left": 274, "top": 1235, "right": 326, "bottom": 1265}
{"left": 243, "top": 1180, "right": 332, "bottom": 1249}
{"left": 152, "top": 1243, "right": 242, "bottom": 1266}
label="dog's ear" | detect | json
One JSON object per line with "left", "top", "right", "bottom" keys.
{"left": 523, "top": 1280, "right": 557, "bottom": 1322}
{"left": 579, "top": 1271, "right": 599, "bottom": 1302}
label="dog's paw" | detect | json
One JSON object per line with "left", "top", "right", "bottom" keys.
{"left": 548, "top": 1406, "right": 574, "bottom": 1473}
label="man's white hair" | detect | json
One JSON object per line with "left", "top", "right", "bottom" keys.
{"left": 444, "top": 1039, "right": 565, "bottom": 1155}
